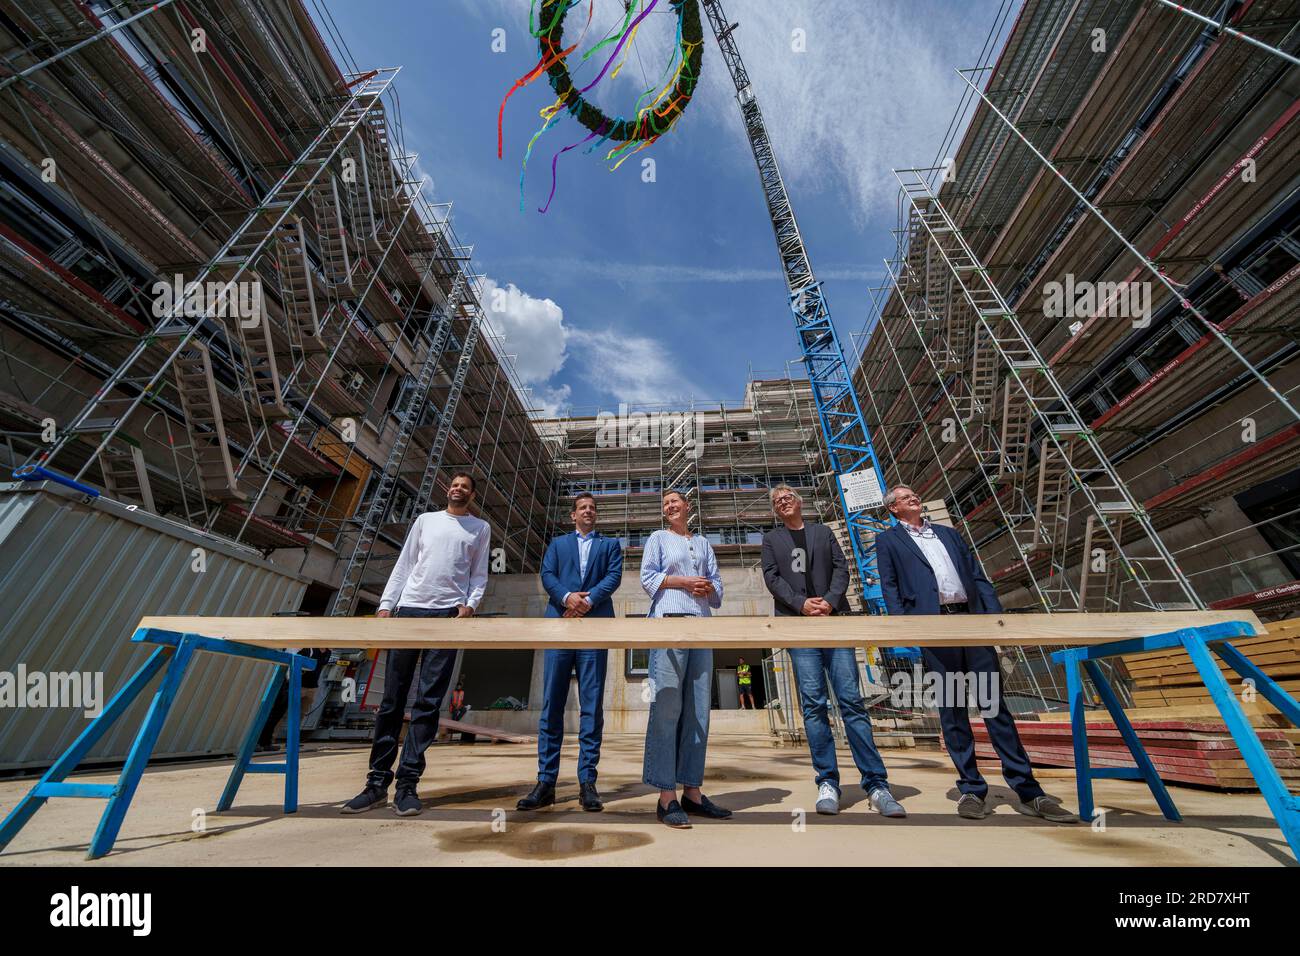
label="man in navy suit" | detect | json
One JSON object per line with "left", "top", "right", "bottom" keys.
{"left": 517, "top": 492, "right": 623, "bottom": 812}
{"left": 876, "top": 485, "right": 1076, "bottom": 824}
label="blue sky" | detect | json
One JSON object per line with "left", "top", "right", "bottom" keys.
{"left": 317, "top": 0, "right": 1010, "bottom": 416}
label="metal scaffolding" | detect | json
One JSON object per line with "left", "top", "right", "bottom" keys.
{"left": 0, "top": 0, "right": 557, "bottom": 605}
{"left": 857, "top": 0, "right": 1300, "bottom": 623}
{"left": 538, "top": 374, "right": 857, "bottom": 594}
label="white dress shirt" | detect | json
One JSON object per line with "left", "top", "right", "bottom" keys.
{"left": 379, "top": 510, "right": 491, "bottom": 612}
{"left": 562, "top": 529, "right": 598, "bottom": 605}
{"left": 903, "top": 518, "right": 968, "bottom": 604}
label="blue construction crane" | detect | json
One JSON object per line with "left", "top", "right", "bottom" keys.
{"left": 702, "top": 0, "right": 891, "bottom": 614}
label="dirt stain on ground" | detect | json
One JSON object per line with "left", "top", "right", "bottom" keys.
{"left": 435, "top": 825, "right": 653, "bottom": 860}
{"left": 704, "top": 764, "right": 802, "bottom": 783}
{"left": 1036, "top": 825, "right": 1201, "bottom": 865}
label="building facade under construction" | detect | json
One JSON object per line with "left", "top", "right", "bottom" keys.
{"left": 2, "top": 0, "right": 1298, "bottom": 767}
{"left": 858, "top": 0, "right": 1300, "bottom": 626}
{"left": 0, "top": 0, "right": 559, "bottom": 767}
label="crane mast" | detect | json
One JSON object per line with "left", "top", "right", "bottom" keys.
{"left": 701, "top": 0, "right": 891, "bottom": 612}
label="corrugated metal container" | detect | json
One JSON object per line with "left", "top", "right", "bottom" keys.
{"left": 0, "top": 481, "right": 308, "bottom": 772}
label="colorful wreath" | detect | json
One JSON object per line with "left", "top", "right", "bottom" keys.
{"left": 498, "top": 0, "right": 704, "bottom": 212}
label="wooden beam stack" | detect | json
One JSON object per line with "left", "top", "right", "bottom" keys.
{"left": 1000, "top": 618, "right": 1300, "bottom": 791}
{"left": 1122, "top": 617, "right": 1300, "bottom": 734}
{"left": 972, "top": 719, "right": 1300, "bottom": 790}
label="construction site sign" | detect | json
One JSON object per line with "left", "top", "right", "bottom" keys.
{"left": 838, "top": 468, "right": 884, "bottom": 511}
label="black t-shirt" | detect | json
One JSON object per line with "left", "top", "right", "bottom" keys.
{"left": 789, "top": 526, "right": 816, "bottom": 605}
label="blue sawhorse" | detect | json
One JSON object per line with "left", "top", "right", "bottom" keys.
{"left": 0, "top": 626, "right": 317, "bottom": 860}
{"left": 1052, "top": 620, "right": 1300, "bottom": 861}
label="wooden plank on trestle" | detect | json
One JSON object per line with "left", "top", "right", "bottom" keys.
{"left": 136, "top": 610, "right": 1264, "bottom": 650}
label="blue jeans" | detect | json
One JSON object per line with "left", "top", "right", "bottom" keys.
{"left": 788, "top": 647, "right": 890, "bottom": 794}
{"left": 642, "top": 647, "right": 712, "bottom": 790}
{"left": 536, "top": 648, "right": 608, "bottom": 784}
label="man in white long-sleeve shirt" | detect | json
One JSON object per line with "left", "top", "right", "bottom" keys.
{"left": 342, "top": 471, "right": 491, "bottom": 817}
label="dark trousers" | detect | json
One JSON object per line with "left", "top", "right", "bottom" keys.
{"left": 922, "top": 643, "right": 1044, "bottom": 802}
{"left": 366, "top": 606, "right": 458, "bottom": 791}
{"left": 536, "top": 648, "right": 608, "bottom": 784}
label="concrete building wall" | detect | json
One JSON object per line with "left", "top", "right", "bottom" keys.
{"left": 467, "top": 567, "right": 792, "bottom": 736}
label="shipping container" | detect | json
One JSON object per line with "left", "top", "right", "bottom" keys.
{"left": 0, "top": 480, "right": 307, "bottom": 772}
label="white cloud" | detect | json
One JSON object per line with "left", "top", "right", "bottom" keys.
{"left": 480, "top": 277, "right": 570, "bottom": 382}
{"left": 573, "top": 326, "right": 696, "bottom": 406}
{"left": 479, "top": 277, "right": 573, "bottom": 415}
{"left": 525, "top": 382, "right": 574, "bottom": 417}
{"left": 480, "top": 276, "right": 700, "bottom": 413}
{"left": 476, "top": 0, "right": 988, "bottom": 222}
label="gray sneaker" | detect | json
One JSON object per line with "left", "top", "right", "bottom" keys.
{"left": 956, "top": 793, "right": 987, "bottom": 819}
{"left": 868, "top": 787, "right": 907, "bottom": 818}
{"left": 815, "top": 781, "right": 840, "bottom": 815}
{"left": 1016, "top": 794, "right": 1078, "bottom": 824}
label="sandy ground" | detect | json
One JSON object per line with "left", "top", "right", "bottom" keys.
{"left": 0, "top": 735, "right": 1293, "bottom": 866}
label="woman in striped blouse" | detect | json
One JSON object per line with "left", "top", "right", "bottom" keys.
{"left": 639, "top": 490, "right": 732, "bottom": 828}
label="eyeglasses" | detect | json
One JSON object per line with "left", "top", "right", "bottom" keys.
{"left": 773, "top": 494, "right": 797, "bottom": 505}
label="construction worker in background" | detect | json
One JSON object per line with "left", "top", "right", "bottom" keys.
{"left": 761, "top": 483, "right": 905, "bottom": 818}
{"left": 450, "top": 678, "right": 467, "bottom": 722}
{"left": 736, "top": 657, "right": 755, "bottom": 709}
{"left": 519, "top": 491, "right": 624, "bottom": 812}
{"left": 257, "top": 646, "right": 331, "bottom": 751}
{"left": 876, "top": 484, "right": 1076, "bottom": 824}
{"left": 340, "top": 471, "right": 490, "bottom": 818}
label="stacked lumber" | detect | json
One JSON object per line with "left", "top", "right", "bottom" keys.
{"left": 999, "top": 621, "right": 1300, "bottom": 790}
{"left": 1122, "top": 618, "right": 1300, "bottom": 714}
{"left": 971, "top": 720, "right": 1300, "bottom": 790}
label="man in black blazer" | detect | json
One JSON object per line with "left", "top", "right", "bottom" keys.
{"left": 761, "top": 484, "right": 904, "bottom": 818}
{"left": 876, "top": 485, "right": 1075, "bottom": 823}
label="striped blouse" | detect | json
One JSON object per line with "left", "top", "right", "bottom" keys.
{"left": 640, "top": 529, "right": 724, "bottom": 618}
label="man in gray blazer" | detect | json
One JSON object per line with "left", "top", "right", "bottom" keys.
{"left": 760, "top": 484, "right": 905, "bottom": 818}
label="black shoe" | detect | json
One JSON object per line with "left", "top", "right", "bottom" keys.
{"left": 579, "top": 781, "right": 603, "bottom": 812}
{"left": 681, "top": 793, "right": 732, "bottom": 819}
{"left": 341, "top": 785, "right": 387, "bottom": 814}
{"left": 516, "top": 781, "right": 556, "bottom": 811}
{"left": 393, "top": 789, "right": 422, "bottom": 816}
{"left": 656, "top": 799, "right": 691, "bottom": 829}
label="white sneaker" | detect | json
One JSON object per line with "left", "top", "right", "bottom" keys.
{"left": 815, "top": 782, "right": 840, "bottom": 815}
{"left": 868, "top": 787, "right": 907, "bottom": 818}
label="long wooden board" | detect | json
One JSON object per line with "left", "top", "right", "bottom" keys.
{"left": 436, "top": 718, "right": 533, "bottom": 744}
{"left": 136, "top": 610, "right": 1263, "bottom": 650}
